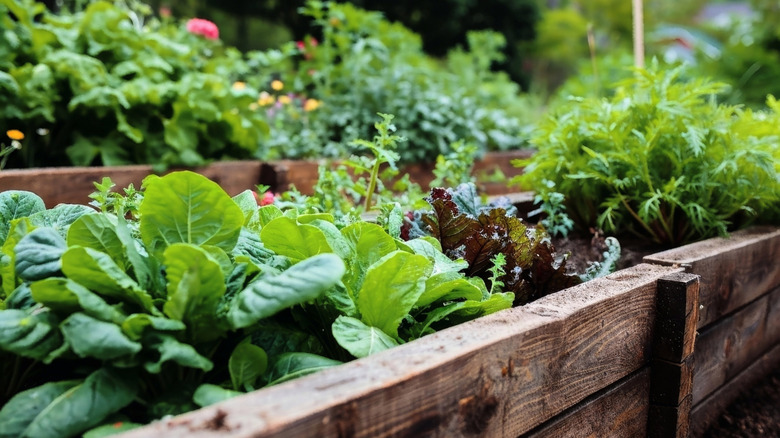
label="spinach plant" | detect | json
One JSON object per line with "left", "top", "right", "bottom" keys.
{"left": 0, "top": 171, "right": 344, "bottom": 436}
{"left": 516, "top": 63, "right": 780, "bottom": 244}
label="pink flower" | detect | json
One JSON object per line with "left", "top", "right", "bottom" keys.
{"left": 186, "top": 18, "right": 219, "bottom": 40}
{"left": 254, "top": 191, "right": 275, "bottom": 206}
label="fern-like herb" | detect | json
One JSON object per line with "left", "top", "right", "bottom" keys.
{"left": 515, "top": 62, "right": 780, "bottom": 245}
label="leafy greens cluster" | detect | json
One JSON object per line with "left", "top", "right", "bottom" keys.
{"left": 404, "top": 184, "right": 581, "bottom": 305}
{"left": 0, "top": 171, "right": 515, "bottom": 436}
{"left": 515, "top": 64, "right": 780, "bottom": 245}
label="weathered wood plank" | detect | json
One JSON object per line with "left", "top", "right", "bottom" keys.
{"left": 691, "top": 286, "right": 780, "bottom": 405}
{"left": 648, "top": 394, "right": 692, "bottom": 438}
{"left": 653, "top": 273, "right": 699, "bottom": 362}
{"left": 0, "top": 161, "right": 263, "bottom": 207}
{"left": 524, "top": 368, "right": 651, "bottom": 438}
{"left": 650, "top": 355, "right": 694, "bottom": 407}
{"left": 690, "top": 343, "right": 780, "bottom": 437}
{"left": 644, "top": 226, "right": 780, "bottom": 329}
{"left": 119, "top": 264, "right": 681, "bottom": 438}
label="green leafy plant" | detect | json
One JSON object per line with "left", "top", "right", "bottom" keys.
{"left": 0, "top": 171, "right": 345, "bottom": 435}
{"left": 430, "top": 140, "right": 478, "bottom": 188}
{"left": 0, "top": 0, "right": 269, "bottom": 169}
{"left": 516, "top": 63, "right": 780, "bottom": 245}
{"left": 528, "top": 179, "right": 574, "bottom": 238}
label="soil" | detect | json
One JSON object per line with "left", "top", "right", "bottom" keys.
{"left": 700, "top": 367, "right": 780, "bottom": 437}
{"left": 551, "top": 229, "right": 668, "bottom": 276}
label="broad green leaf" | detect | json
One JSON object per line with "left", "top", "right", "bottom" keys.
{"left": 28, "top": 204, "right": 96, "bottom": 238}
{"left": 31, "top": 278, "right": 125, "bottom": 323}
{"left": 229, "top": 253, "right": 345, "bottom": 329}
{"left": 18, "top": 367, "right": 137, "bottom": 438}
{"left": 250, "top": 321, "right": 325, "bottom": 358}
{"left": 114, "top": 215, "right": 156, "bottom": 293}
{"left": 61, "top": 246, "right": 155, "bottom": 312}
{"left": 405, "top": 238, "right": 468, "bottom": 274}
{"left": 2, "top": 218, "right": 34, "bottom": 297}
{"left": 121, "top": 314, "right": 185, "bottom": 341}
{"left": 340, "top": 222, "right": 397, "bottom": 296}
{"left": 332, "top": 316, "right": 398, "bottom": 359}
{"left": 306, "top": 219, "right": 351, "bottom": 260}
{"left": 82, "top": 421, "right": 141, "bottom": 437}
{"left": 266, "top": 352, "right": 342, "bottom": 386}
{"left": 61, "top": 312, "right": 142, "bottom": 360}
{"left": 0, "top": 190, "right": 45, "bottom": 243}
{"left": 296, "top": 213, "right": 335, "bottom": 224}
{"left": 5, "top": 284, "right": 35, "bottom": 310}
{"left": 416, "top": 272, "right": 483, "bottom": 308}
{"left": 260, "top": 217, "right": 332, "bottom": 263}
{"left": 232, "top": 190, "right": 259, "bottom": 226}
{"left": 257, "top": 205, "right": 282, "bottom": 227}
{"left": 412, "top": 293, "right": 514, "bottom": 338}
{"left": 0, "top": 380, "right": 80, "bottom": 438}
{"left": 14, "top": 227, "right": 66, "bottom": 281}
{"left": 0, "top": 309, "right": 62, "bottom": 361}
{"left": 162, "top": 243, "right": 225, "bottom": 341}
{"left": 67, "top": 215, "right": 125, "bottom": 268}
{"left": 193, "top": 384, "right": 242, "bottom": 408}
{"left": 229, "top": 341, "right": 268, "bottom": 391}
{"left": 139, "top": 171, "right": 243, "bottom": 257}
{"left": 232, "top": 228, "right": 275, "bottom": 266}
{"left": 143, "top": 333, "right": 213, "bottom": 373}
{"left": 358, "top": 251, "right": 432, "bottom": 337}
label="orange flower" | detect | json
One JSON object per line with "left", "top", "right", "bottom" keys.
{"left": 6, "top": 129, "right": 24, "bottom": 140}
{"left": 232, "top": 81, "right": 246, "bottom": 90}
{"left": 278, "top": 95, "right": 291, "bottom": 105}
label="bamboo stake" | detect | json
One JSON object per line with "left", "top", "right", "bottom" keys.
{"left": 632, "top": 0, "right": 645, "bottom": 68}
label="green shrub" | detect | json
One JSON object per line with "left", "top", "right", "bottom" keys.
{"left": 0, "top": 0, "right": 268, "bottom": 169}
{"left": 256, "top": 1, "right": 532, "bottom": 162}
{"left": 515, "top": 63, "right": 780, "bottom": 245}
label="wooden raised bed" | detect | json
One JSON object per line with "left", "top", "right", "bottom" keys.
{"left": 116, "top": 225, "right": 779, "bottom": 438}
{"left": 645, "top": 226, "right": 780, "bottom": 436}
{"left": 259, "top": 150, "right": 533, "bottom": 196}
{"left": 0, "top": 161, "right": 264, "bottom": 208}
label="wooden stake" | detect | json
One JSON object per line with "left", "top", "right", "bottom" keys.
{"left": 632, "top": 0, "right": 645, "bottom": 68}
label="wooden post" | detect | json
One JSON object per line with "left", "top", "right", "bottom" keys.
{"left": 632, "top": 0, "right": 645, "bottom": 68}
{"left": 648, "top": 272, "right": 700, "bottom": 438}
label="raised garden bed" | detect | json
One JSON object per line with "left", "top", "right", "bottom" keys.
{"left": 115, "top": 225, "right": 780, "bottom": 437}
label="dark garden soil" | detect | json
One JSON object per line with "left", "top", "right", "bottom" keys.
{"left": 701, "top": 367, "right": 780, "bottom": 437}
{"left": 552, "top": 229, "right": 668, "bottom": 276}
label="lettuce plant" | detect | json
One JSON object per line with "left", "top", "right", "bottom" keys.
{"left": 516, "top": 63, "right": 780, "bottom": 245}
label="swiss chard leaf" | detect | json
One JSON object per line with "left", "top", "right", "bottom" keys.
{"left": 30, "top": 278, "right": 126, "bottom": 323}
{"left": 28, "top": 204, "right": 96, "bottom": 238}
{"left": 332, "top": 316, "right": 398, "bottom": 359}
{"left": 260, "top": 216, "right": 333, "bottom": 263}
{"left": 139, "top": 171, "right": 244, "bottom": 257}
{"left": 142, "top": 333, "right": 213, "bottom": 373}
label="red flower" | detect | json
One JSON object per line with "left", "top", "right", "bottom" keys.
{"left": 186, "top": 18, "right": 219, "bottom": 40}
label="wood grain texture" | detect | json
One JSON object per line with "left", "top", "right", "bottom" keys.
{"left": 525, "top": 368, "right": 651, "bottom": 438}
{"left": 644, "top": 226, "right": 780, "bottom": 329}
{"left": 0, "top": 161, "right": 263, "bottom": 207}
{"left": 647, "top": 394, "right": 691, "bottom": 438}
{"left": 691, "top": 286, "right": 780, "bottom": 405}
{"left": 650, "top": 355, "right": 694, "bottom": 407}
{"left": 653, "top": 273, "right": 700, "bottom": 362}
{"left": 690, "top": 343, "right": 780, "bottom": 437}
{"left": 119, "top": 264, "right": 681, "bottom": 438}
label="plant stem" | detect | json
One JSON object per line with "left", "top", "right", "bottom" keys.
{"left": 363, "top": 159, "right": 381, "bottom": 211}
{"left": 619, "top": 193, "right": 661, "bottom": 243}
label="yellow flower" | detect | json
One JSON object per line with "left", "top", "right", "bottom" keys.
{"left": 6, "top": 130, "right": 24, "bottom": 141}
{"left": 271, "top": 80, "right": 284, "bottom": 91}
{"left": 232, "top": 81, "right": 246, "bottom": 90}
{"left": 303, "top": 98, "right": 321, "bottom": 112}
{"left": 257, "top": 91, "right": 275, "bottom": 106}
{"left": 278, "top": 95, "right": 291, "bottom": 105}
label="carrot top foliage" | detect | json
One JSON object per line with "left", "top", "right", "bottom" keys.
{"left": 515, "top": 63, "right": 780, "bottom": 245}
